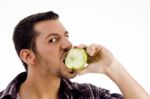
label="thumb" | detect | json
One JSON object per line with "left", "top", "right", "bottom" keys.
{"left": 77, "top": 62, "right": 103, "bottom": 75}
{"left": 77, "top": 67, "right": 89, "bottom": 76}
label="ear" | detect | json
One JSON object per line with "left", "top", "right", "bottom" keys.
{"left": 19, "top": 49, "right": 36, "bottom": 66}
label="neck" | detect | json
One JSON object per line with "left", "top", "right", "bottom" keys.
{"left": 19, "top": 69, "right": 61, "bottom": 99}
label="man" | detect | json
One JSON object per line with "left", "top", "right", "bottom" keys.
{"left": 0, "top": 11, "right": 149, "bottom": 99}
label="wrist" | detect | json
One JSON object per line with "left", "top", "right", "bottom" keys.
{"left": 104, "top": 60, "right": 124, "bottom": 80}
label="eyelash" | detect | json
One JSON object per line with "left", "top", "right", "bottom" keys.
{"left": 48, "top": 35, "right": 69, "bottom": 43}
{"left": 65, "top": 35, "right": 69, "bottom": 38}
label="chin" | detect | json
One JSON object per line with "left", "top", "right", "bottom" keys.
{"left": 59, "top": 62, "right": 78, "bottom": 79}
{"left": 59, "top": 70, "right": 77, "bottom": 79}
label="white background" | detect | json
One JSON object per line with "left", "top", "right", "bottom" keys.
{"left": 0, "top": 0, "right": 150, "bottom": 94}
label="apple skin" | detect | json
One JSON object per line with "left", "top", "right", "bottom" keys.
{"left": 65, "top": 48, "right": 87, "bottom": 70}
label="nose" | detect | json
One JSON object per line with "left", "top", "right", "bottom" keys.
{"left": 61, "top": 38, "right": 72, "bottom": 52}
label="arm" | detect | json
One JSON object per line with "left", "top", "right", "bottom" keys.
{"left": 77, "top": 44, "right": 150, "bottom": 99}
{"left": 106, "top": 61, "right": 150, "bottom": 99}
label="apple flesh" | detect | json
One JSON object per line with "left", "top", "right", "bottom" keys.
{"left": 65, "top": 48, "right": 87, "bottom": 70}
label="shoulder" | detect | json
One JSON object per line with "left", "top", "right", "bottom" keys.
{"left": 73, "top": 82, "right": 105, "bottom": 95}
{"left": 0, "top": 72, "right": 27, "bottom": 99}
{"left": 0, "top": 90, "right": 4, "bottom": 98}
{"left": 0, "top": 90, "right": 4, "bottom": 95}
{"left": 72, "top": 82, "right": 123, "bottom": 99}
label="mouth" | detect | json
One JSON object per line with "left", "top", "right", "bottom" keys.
{"left": 62, "top": 53, "right": 76, "bottom": 73}
{"left": 62, "top": 52, "right": 69, "bottom": 64}
{"left": 63, "top": 59, "right": 65, "bottom": 64}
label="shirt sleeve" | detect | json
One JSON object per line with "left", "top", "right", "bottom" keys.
{"left": 96, "top": 87, "right": 123, "bottom": 99}
{"left": 78, "top": 83, "right": 124, "bottom": 99}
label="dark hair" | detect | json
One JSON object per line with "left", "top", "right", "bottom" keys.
{"left": 13, "top": 11, "right": 59, "bottom": 70}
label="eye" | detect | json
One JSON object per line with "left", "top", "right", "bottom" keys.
{"left": 49, "top": 38, "right": 57, "bottom": 43}
{"left": 65, "top": 34, "right": 69, "bottom": 38}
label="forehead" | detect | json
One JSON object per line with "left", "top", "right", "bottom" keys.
{"left": 34, "top": 20, "right": 66, "bottom": 37}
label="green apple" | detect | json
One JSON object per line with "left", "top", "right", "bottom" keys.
{"left": 65, "top": 48, "right": 87, "bottom": 70}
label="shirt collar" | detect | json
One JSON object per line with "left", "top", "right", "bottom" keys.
{"left": 0, "top": 72, "right": 80, "bottom": 99}
{"left": 61, "top": 78, "right": 81, "bottom": 92}
{"left": 60, "top": 79, "right": 81, "bottom": 98}
{"left": 0, "top": 72, "right": 27, "bottom": 99}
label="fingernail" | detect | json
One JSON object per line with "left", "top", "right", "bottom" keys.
{"left": 90, "top": 52, "right": 94, "bottom": 56}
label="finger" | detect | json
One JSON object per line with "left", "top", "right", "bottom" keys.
{"left": 88, "top": 44, "right": 105, "bottom": 56}
{"left": 77, "top": 67, "right": 89, "bottom": 75}
{"left": 77, "top": 44, "right": 87, "bottom": 50}
{"left": 86, "top": 63, "right": 104, "bottom": 73}
{"left": 77, "top": 62, "right": 103, "bottom": 75}
{"left": 86, "top": 44, "right": 98, "bottom": 56}
{"left": 73, "top": 46, "right": 78, "bottom": 48}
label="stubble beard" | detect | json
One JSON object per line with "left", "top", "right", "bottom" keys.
{"left": 58, "top": 69, "right": 78, "bottom": 79}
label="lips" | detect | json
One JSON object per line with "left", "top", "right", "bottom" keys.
{"left": 61, "top": 52, "right": 68, "bottom": 67}
{"left": 62, "top": 52, "right": 69, "bottom": 63}
{"left": 61, "top": 54, "right": 78, "bottom": 76}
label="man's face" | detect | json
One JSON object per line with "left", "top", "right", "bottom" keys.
{"left": 33, "top": 19, "right": 77, "bottom": 79}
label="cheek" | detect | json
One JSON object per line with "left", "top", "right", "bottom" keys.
{"left": 36, "top": 44, "right": 54, "bottom": 59}
{"left": 35, "top": 41, "right": 61, "bottom": 65}
{"left": 38, "top": 50, "right": 61, "bottom": 67}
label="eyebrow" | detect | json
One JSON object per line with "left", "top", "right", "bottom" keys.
{"left": 45, "top": 31, "right": 69, "bottom": 39}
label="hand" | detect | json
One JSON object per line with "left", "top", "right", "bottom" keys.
{"left": 76, "top": 44, "right": 150, "bottom": 99}
{"left": 76, "top": 44, "right": 117, "bottom": 75}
